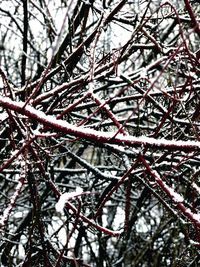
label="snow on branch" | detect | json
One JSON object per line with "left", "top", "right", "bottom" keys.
{"left": 140, "top": 155, "right": 200, "bottom": 228}
{"left": 55, "top": 187, "right": 84, "bottom": 214}
{"left": 54, "top": 186, "right": 122, "bottom": 237}
{"left": 0, "top": 169, "right": 26, "bottom": 228}
{"left": 0, "top": 96, "right": 200, "bottom": 151}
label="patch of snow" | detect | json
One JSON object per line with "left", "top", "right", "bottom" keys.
{"left": 167, "top": 187, "right": 184, "bottom": 203}
{"left": 189, "top": 239, "right": 200, "bottom": 246}
{"left": 192, "top": 182, "right": 200, "bottom": 194}
{"left": 192, "top": 213, "right": 200, "bottom": 221}
{"left": 55, "top": 187, "right": 83, "bottom": 214}
{"left": 0, "top": 112, "right": 8, "bottom": 121}
{"left": 153, "top": 170, "right": 184, "bottom": 203}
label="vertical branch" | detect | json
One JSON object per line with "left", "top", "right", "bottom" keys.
{"left": 21, "top": 0, "right": 28, "bottom": 88}
{"left": 0, "top": 158, "right": 26, "bottom": 228}
{"left": 124, "top": 178, "right": 132, "bottom": 232}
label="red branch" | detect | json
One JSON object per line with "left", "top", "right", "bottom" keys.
{"left": 0, "top": 96, "right": 200, "bottom": 152}
{"left": 140, "top": 155, "right": 200, "bottom": 228}
{"left": 184, "top": 0, "right": 200, "bottom": 37}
